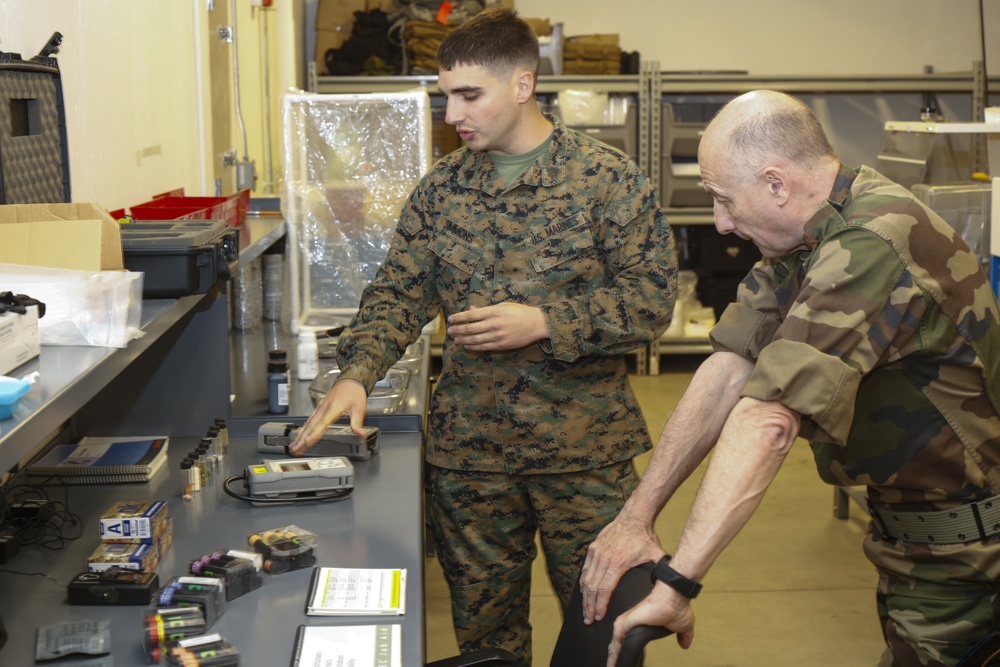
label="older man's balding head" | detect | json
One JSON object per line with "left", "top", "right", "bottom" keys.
{"left": 700, "top": 90, "right": 837, "bottom": 188}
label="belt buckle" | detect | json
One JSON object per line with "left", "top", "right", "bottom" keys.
{"left": 969, "top": 501, "right": 989, "bottom": 542}
{"left": 867, "top": 500, "right": 892, "bottom": 540}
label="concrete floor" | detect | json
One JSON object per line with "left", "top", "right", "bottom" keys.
{"left": 424, "top": 355, "right": 888, "bottom": 665}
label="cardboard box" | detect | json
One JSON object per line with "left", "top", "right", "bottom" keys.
{"left": 315, "top": 28, "right": 349, "bottom": 74}
{"left": 431, "top": 105, "right": 462, "bottom": 159}
{"left": 0, "top": 203, "right": 124, "bottom": 271}
{"left": 100, "top": 500, "right": 171, "bottom": 544}
{"left": 0, "top": 305, "right": 39, "bottom": 375}
{"left": 315, "top": 0, "right": 397, "bottom": 74}
{"left": 87, "top": 541, "right": 158, "bottom": 573}
{"left": 315, "top": 0, "right": 366, "bottom": 32}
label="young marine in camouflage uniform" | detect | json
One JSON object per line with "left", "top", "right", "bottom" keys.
{"left": 580, "top": 90, "right": 1000, "bottom": 667}
{"left": 290, "top": 9, "right": 677, "bottom": 665}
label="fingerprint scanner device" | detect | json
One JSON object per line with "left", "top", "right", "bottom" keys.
{"left": 246, "top": 457, "right": 354, "bottom": 500}
{"left": 257, "top": 422, "right": 379, "bottom": 460}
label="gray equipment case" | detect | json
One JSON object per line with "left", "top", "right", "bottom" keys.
{"left": 120, "top": 220, "right": 239, "bottom": 298}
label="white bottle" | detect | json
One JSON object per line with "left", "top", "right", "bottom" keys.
{"left": 297, "top": 331, "right": 319, "bottom": 381}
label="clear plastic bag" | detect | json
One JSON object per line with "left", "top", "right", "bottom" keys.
{"left": 0, "top": 263, "right": 143, "bottom": 347}
{"left": 281, "top": 89, "right": 431, "bottom": 332}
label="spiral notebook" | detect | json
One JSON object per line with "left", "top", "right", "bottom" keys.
{"left": 26, "top": 436, "right": 169, "bottom": 485}
{"left": 290, "top": 624, "right": 401, "bottom": 667}
{"left": 306, "top": 566, "right": 407, "bottom": 616}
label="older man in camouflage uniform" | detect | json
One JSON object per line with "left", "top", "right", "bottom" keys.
{"left": 581, "top": 90, "right": 1000, "bottom": 667}
{"left": 291, "top": 9, "right": 677, "bottom": 665}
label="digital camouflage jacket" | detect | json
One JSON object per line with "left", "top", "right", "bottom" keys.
{"left": 711, "top": 163, "right": 1000, "bottom": 511}
{"left": 337, "top": 114, "right": 677, "bottom": 473}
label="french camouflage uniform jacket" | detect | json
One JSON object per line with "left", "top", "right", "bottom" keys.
{"left": 711, "top": 163, "right": 1000, "bottom": 514}
{"left": 336, "top": 114, "right": 677, "bottom": 474}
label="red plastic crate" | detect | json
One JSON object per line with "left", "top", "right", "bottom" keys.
{"left": 148, "top": 190, "right": 250, "bottom": 227}
{"left": 124, "top": 189, "right": 251, "bottom": 226}
{"left": 232, "top": 188, "right": 251, "bottom": 226}
{"left": 133, "top": 197, "right": 216, "bottom": 221}
{"left": 129, "top": 200, "right": 212, "bottom": 221}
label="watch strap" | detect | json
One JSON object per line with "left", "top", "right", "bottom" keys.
{"left": 650, "top": 555, "right": 702, "bottom": 599}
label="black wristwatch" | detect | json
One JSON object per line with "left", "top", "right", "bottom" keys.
{"left": 651, "top": 555, "right": 702, "bottom": 599}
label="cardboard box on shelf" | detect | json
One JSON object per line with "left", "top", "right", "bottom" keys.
{"left": 431, "top": 105, "right": 462, "bottom": 159}
{"left": 0, "top": 203, "right": 123, "bottom": 271}
{"left": 314, "top": 0, "right": 395, "bottom": 75}
{"left": 315, "top": 0, "right": 367, "bottom": 32}
{"left": 316, "top": 29, "right": 349, "bottom": 74}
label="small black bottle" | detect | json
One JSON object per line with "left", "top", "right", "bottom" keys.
{"left": 267, "top": 349, "right": 290, "bottom": 414}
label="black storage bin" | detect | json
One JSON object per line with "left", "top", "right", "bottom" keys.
{"left": 660, "top": 101, "right": 725, "bottom": 209}
{"left": 0, "top": 33, "right": 70, "bottom": 205}
{"left": 676, "top": 225, "right": 761, "bottom": 321}
{"left": 121, "top": 220, "right": 239, "bottom": 298}
{"left": 685, "top": 225, "right": 761, "bottom": 275}
{"left": 697, "top": 274, "right": 745, "bottom": 321}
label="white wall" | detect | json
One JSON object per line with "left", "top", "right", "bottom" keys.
{"left": 0, "top": 0, "right": 302, "bottom": 211}
{"left": 1, "top": 0, "right": 997, "bottom": 212}
{"left": 233, "top": 0, "right": 298, "bottom": 196}
{"left": 0, "top": 1, "right": 204, "bottom": 210}
{"left": 516, "top": 0, "right": 1000, "bottom": 77}
{"left": 301, "top": 1, "right": 1000, "bottom": 82}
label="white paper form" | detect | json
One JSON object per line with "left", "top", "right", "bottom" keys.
{"left": 292, "top": 624, "right": 401, "bottom": 667}
{"left": 307, "top": 567, "right": 407, "bottom": 615}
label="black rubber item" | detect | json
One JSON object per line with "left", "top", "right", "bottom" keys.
{"left": 550, "top": 561, "right": 673, "bottom": 667}
{"left": 617, "top": 624, "right": 672, "bottom": 667}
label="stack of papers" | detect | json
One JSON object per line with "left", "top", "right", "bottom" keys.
{"left": 306, "top": 566, "right": 407, "bottom": 616}
{"left": 291, "top": 625, "right": 401, "bottom": 667}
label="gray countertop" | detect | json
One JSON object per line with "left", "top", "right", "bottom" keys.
{"left": 0, "top": 414, "right": 426, "bottom": 665}
{"left": 0, "top": 208, "right": 430, "bottom": 664}
{"left": 0, "top": 213, "right": 287, "bottom": 478}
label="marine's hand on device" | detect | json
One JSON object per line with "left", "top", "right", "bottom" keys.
{"left": 288, "top": 378, "right": 367, "bottom": 455}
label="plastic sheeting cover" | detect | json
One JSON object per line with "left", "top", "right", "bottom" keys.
{"left": 282, "top": 90, "right": 431, "bottom": 332}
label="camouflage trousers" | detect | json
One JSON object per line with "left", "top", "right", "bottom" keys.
{"left": 864, "top": 529, "right": 1000, "bottom": 666}
{"left": 427, "top": 460, "right": 639, "bottom": 667}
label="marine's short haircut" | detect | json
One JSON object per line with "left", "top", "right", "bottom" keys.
{"left": 436, "top": 9, "right": 540, "bottom": 77}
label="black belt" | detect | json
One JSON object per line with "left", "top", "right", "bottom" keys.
{"left": 867, "top": 496, "right": 1000, "bottom": 544}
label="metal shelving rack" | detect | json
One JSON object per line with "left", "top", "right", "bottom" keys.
{"left": 309, "top": 65, "right": 655, "bottom": 375}
{"left": 309, "top": 67, "right": 998, "bottom": 371}
{"left": 650, "top": 68, "right": 1000, "bottom": 370}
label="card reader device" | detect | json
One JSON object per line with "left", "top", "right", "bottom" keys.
{"left": 245, "top": 457, "right": 354, "bottom": 500}
{"left": 257, "top": 422, "right": 379, "bottom": 460}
